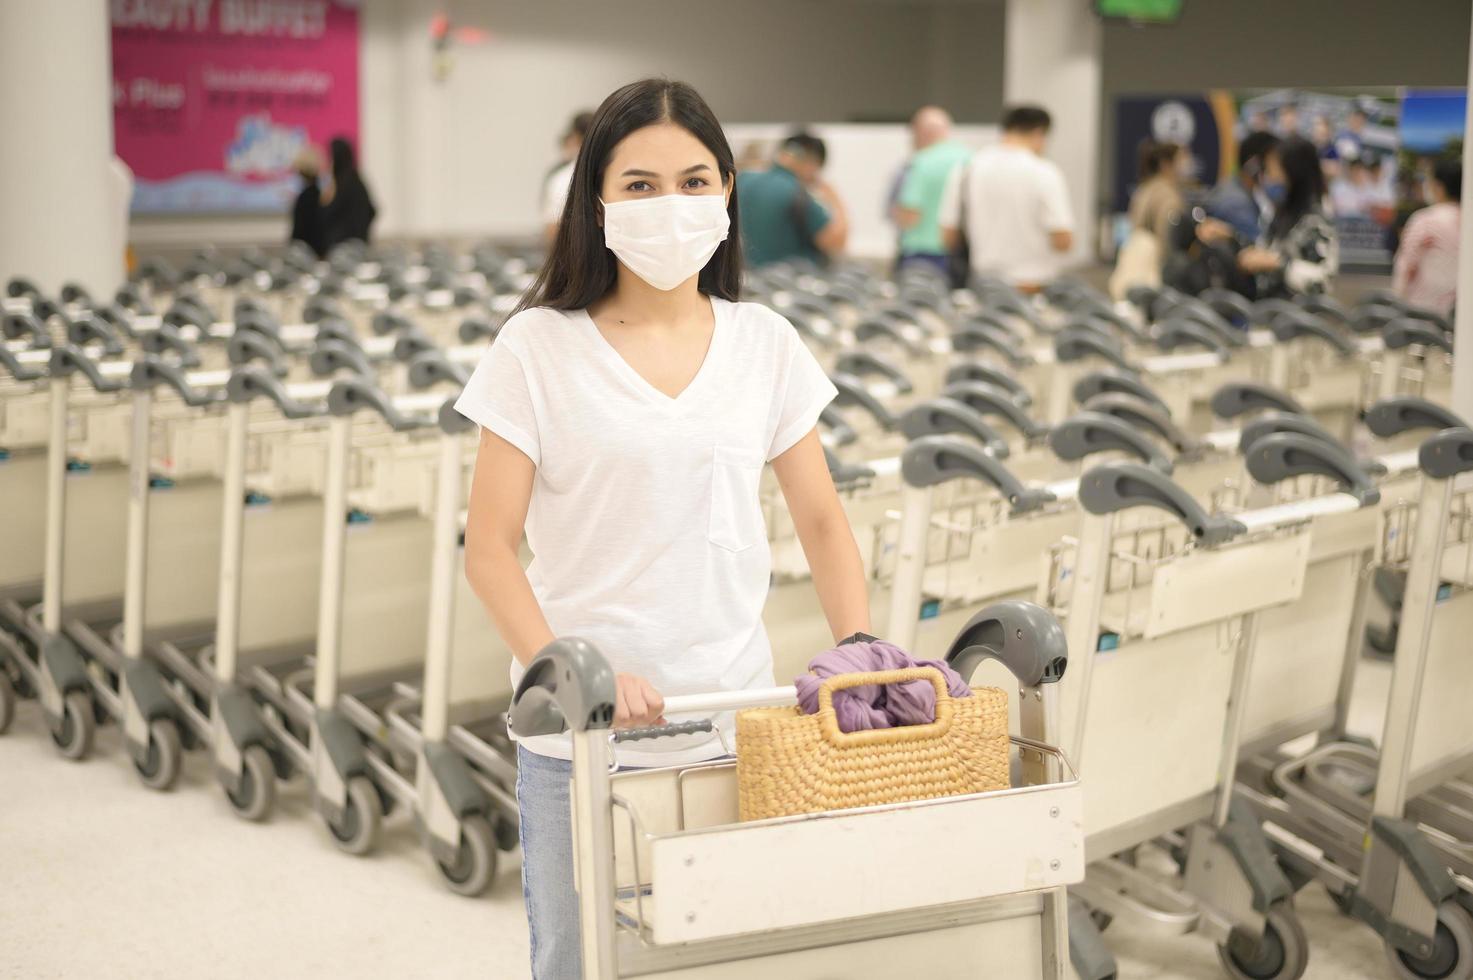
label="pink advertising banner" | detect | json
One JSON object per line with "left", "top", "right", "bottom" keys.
{"left": 111, "top": 0, "right": 360, "bottom": 214}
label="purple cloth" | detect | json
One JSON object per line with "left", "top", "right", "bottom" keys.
{"left": 794, "top": 640, "right": 971, "bottom": 734}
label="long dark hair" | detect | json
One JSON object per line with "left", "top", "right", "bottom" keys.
{"left": 1268, "top": 136, "right": 1326, "bottom": 240}
{"left": 516, "top": 79, "right": 742, "bottom": 314}
{"left": 329, "top": 137, "right": 360, "bottom": 188}
{"left": 1136, "top": 139, "right": 1179, "bottom": 181}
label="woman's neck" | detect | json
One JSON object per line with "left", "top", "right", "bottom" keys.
{"left": 597, "top": 268, "right": 709, "bottom": 326}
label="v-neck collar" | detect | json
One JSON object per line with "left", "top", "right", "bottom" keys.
{"left": 578, "top": 296, "right": 724, "bottom": 408}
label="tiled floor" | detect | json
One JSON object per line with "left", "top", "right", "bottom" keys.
{"left": 0, "top": 659, "right": 1409, "bottom": 979}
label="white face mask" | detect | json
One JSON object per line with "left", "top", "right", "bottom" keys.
{"left": 600, "top": 193, "right": 730, "bottom": 291}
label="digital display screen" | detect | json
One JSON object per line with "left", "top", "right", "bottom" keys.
{"left": 1096, "top": 0, "right": 1184, "bottom": 23}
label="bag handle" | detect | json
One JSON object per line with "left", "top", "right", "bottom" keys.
{"left": 816, "top": 667, "right": 955, "bottom": 747}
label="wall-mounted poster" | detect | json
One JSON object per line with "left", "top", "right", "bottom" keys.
{"left": 111, "top": 0, "right": 361, "bottom": 214}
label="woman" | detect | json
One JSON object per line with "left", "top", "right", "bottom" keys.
{"left": 455, "top": 78, "right": 871, "bottom": 980}
{"left": 321, "top": 136, "right": 377, "bottom": 252}
{"left": 1110, "top": 140, "right": 1184, "bottom": 299}
{"left": 1393, "top": 160, "right": 1461, "bottom": 316}
{"left": 1237, "top": 136, "right": 1338, "bottom": 296}
{"left": 1127, "top": 139, "right": 1185, "bottom": 249}
{"left": 287, "top": 146, "right": 326, "bottom": 258}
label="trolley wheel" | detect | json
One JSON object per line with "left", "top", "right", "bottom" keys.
{"left": 436, "top": 814, "right": 498, "bottom": 897}
{"left": 226, "top": 745, "right": 277, "bottom": 822}
{"left": 134, "top": 718, "right": 183, "bottom": 791}
{"left": 0, "top": 670, "right": 14, "bottom": 735}
{"left": 51, "top": 690, "right": 95, "bottom": 761}
{"left": 1217, "top": 902, "right": 1309, "bottom": 980}
{"left": 1386, "top": 900, "right": 1473, "bottom": 980}
{"left": 326, "top": 776, "right": 381, "bottom": 856}
{"left": 493, "top": 813, "right": 520, "bottom": 853}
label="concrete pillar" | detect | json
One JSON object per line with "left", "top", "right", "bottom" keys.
{"left": 1451, "top": 25, "right": 1473, "bottom": 423}
{"left": 0, "top": 1, "right": 123, "bottom": 299}
{"left": 1003, "top": 0, "right": 1103, "bottom": 268}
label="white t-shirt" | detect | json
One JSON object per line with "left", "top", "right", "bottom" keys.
{"left": 940, "top": 143, "right": 1074, "bottom": 286}
{"left": 453, "top": 297, "right": 838, "bottom": 765}
{"left": 541, "top": 160, "right": 575, "bottom": 226}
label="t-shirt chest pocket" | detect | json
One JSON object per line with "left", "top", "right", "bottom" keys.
{"left": 707, "top": 446, "right": 765, "bottom": 552}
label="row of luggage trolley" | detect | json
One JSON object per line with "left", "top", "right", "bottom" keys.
{"left": 2, "top": 247, "right": 1470, "bottom": 978}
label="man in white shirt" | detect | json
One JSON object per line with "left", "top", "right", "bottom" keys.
{"left": 541, "top": 109, "right": 593, "bottom": 244}
{"left": 940, "top": 105, "right": 1075, "bottom": 291}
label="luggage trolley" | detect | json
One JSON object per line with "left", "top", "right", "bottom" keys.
{"left": 507, "top": 599, "right": 1083, "bottom": 979}
{"left": 1048, "top": 438, "right": 1384, "bottom": 980}
{"left": 1238, "top": 427, "right": 1473, "bottom": 980}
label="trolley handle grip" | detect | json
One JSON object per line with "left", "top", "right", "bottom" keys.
{"left": 942, "top": 380, "right": 1049, "bottom": 441}
{"left": 948, "top": 326, "right": 1032, "bottom": 368}
{"left": 392, "top": 329, "right": 437, "bottom": 364}
{"left": 1081, "top": 392, "right": 1201, "bottom": 458}
{"left": 1383, "top": 318, "right": 1453, "bottom": 354}
{"left": 901, "top": 435, "right": 1054, "bottom": 514}
{"left": 611, "top": 720, "right": 715, "bottom": 743}
{"left": 900, "top": 397, "right": 1010, "bottom": 459}
{"left": 1210, "top": 382, "right": 1304, "bottom": 421}
{"left": 834, "top": 349, "right": 914, "bottom": 395}
{"left": 818, "top": 405, "right": 858, "bottom": 447}
{"left": 943, "top": 359, "right": 1033, "bottom": 405}
{"left": 458, "top": 315, "right": 500, "bottom": 344}
{"left": 830, "top": 371, "right": 899, "bottom": 431}
{"left": 1049, "top": 410, "right": 1174, "bottom": 474}
{"left": 310, "top": 338, "right": 374, "bottom": 379}
{"left": 1054, "top": 326, "right": 1134, "bottom": 373}
{"left": 1364, "top": 397, "right": 1467, "bottom": 439}
{"left": 1072, "top": 369, "right": 1169, "bottom": 415}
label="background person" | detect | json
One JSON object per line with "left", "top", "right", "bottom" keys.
{"left": 321, "top": 136, "right": 377, "bottom": 252}
{"left": 1393, "top": 160, "right": 1462, "bottom": 315}
{"left": 457, "top": 78, "right": 870, "bottom": 980}
{"left": 1204, "top": 131, "right": 1280, "bottom": 245}
{"left": 542, "top": 110, "right": 594, "bottom": 244}
{"left": 288, "top": 146, "right": 326, "bottom": 258}
{"left": 892, "top": 105, "right": 971, "bottom": 279}
{"left": 736, "top": 131, "right": 849, "bottom": 266}
{"left": 939, "top": 104, "right": 1073, "bottom": 291}
{"left": 1237, "top": 136, "right": 1339, "bottom": 296}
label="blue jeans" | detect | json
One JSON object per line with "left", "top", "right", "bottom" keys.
{"left": 517, "top": 745, "right": 581, "bottom": 980}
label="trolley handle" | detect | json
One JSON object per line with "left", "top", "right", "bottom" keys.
{"left": 48, "top": 344, "right": 129, "bottom": 393}
{"left": 1350, "top": 302, "right": 1402, "bottom": 335}
{"left": 949, "top": 325, "right": 1032, "bottom": 368}
{"left": 327, "top": 377, "right": 434, "bottom": 432}
{"left": 1199, "top": 287, "right": 1256, "bottom": 327}
{"left": 1238, "top": 412, "right": 1343, "bottom": 456}
{"left": 140, "top": 322, "right": 203, "bottom": 368}
{"left": 131, "top": 355, "right": 224, "bottom": 407}
{"left": 834, "top": 349, "right": 914, "bottom": 396}
{"left": 853, "top": 316, "right": 920, "bottom": 355}
{"left": 1078, "top": 461, "right": 1246, "bottom": 545}
{"left": 1270, "top": 309, "right": 1356, "bottom": 358}
{"left": 310, "top": 339, "right": 374, "bottom": 379}
{"left": 901, "top": 397, "right": 1010, "bottom": 459}
{"left": 65, "top": 312, "right": 124, "bottom": 356}
{"left": 965, "top": 310, "right": 1029, "bottom": 346}
{"left": 1297, "top": 294, "right": 1351, "bottom": 326}
{"left": 1071, "top": 369, "right": 1165, "bottom": 414}
{"left": 611, "top": 719, "right": 716, "bottom": 743}
{"left": 1364, "top": 397, "right": 1467, "bottom": 439}
{"left": 818, "top": 405, "right": 858, "bottom": 447}
{"left": 1089, "top": 307, "right": 1150, "bottom": 345}
{"left": 301, "top": 295, "right": 345, "bottom": 325}
{"left": 313, "top": 318, "right": 363, "bottom": 352}
{"left": 409, "top": 350, "right": 473, "bottom": 391}
{"left": 1244, "top": 432, "right": 1381, "bottom": 506}
{"left": 4, "top": 311, "right": 50, "bottom": 349}
{"left": 508, "top": 637, "right": 617, "bottom": 737}
{"left": 1419, "top": 428, "right": 1473, "bottom": 480}
{"left": 944, "top": 360, "right": 1032, "bottom": 406}
{"left": 0, "top": 344, "right": 46, "bottom": 381}
{"left": 392, "top": 329, "right": 437, "bottom": 364}
{"left": 830, "top": 372, "right": 899, "bottom": 432}
{"left": 1054, "top": 326, "right": 1134, "bottom": 373}
{"left": 458, "top": 315, "right": 500, "bottom": 345}
{"left": 233, "top": 307, "right": 284, "bottom": 345}
{"left": 901, "top": 435, "right": 1055, "bottom": 514}
{"left": 1154, "top": 318, "right": 1230, "bottom": 361}
{"left": 1082, "top": 392, "right": 1201, "bottom": 459}
{"left": 942, "top": 380, "right": 1049, "bottom": 441}
{"left": 162, "top": 302, "right": 211, "bottom": 333}
{"left": 371, "top": 310, "right": 414, "bottom": 336}
{"left": 1209, "top": 381, "right": 1304, "bottom": 421}
{"left": 1049, "top": 411, "right": 1174, "bottom": 474}
{"left": 945, "top": 599, "right": 1068, "bottom": 689}
{"left": 227, "top": 330, "right": 288, "bottom": 377}
{"left": 1383, "top": 318, "right": 1453, "bottom": 354}
{"left": 225, "top": 365, "right": 322, "bottom": 419}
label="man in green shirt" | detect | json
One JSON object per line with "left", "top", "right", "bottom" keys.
{"left": 736, "top": 132, "right": 849, "bottom": 267}
{"left": 895, "top": 107, "right": 971, "bottom": 278}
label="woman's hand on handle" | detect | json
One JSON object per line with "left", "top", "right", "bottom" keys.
{"left": 614, "top": 674, "right": 665, "bottom": 729}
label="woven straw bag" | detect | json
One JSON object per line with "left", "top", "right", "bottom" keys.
{"left": 736, "top": 667, "right": 1010, "bottom": 821}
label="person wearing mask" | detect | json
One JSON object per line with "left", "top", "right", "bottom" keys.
{"left": 542, "top": 110, "right": 594, "bottom": 244}
{"left": 1393, "top": 160, "right": 1462, "bottom": 315}
{"left": 736, "top": 132, "right": 849, "bottom": 266}
{"left": 456, "top": 78, "right": 870, "bottom": 980}
{"left": 1237, "top": 136, "right": 1339, "bottom": 296}
{"left": 893, "top": 106, "right": 971, "bottom": 278}
{"left": 1204, "top": 131, "right": 1280, "bottom": 244}
{"left": 288, "top": 146, "right": 326, "bottom": 258}
{"left": 939, "top": 105, "right": 1073, "bottom": 291}
{"left": 321, "top": 136, "right": 377, "bottom": 252}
